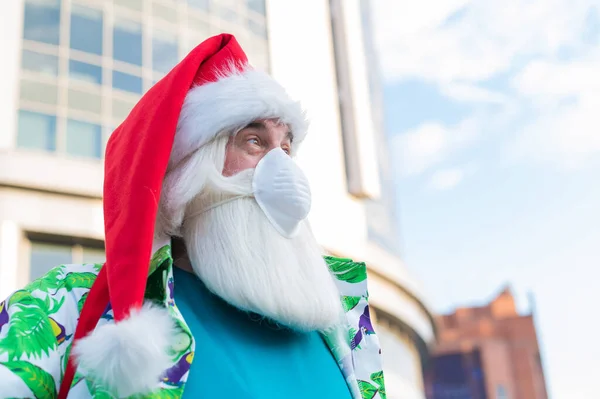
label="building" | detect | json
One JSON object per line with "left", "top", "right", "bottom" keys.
{"left": 425, "top": 287, "right": 548, "bottom": 399}
{"left": 0, "top": 0, "right": 435, "bottom": 397}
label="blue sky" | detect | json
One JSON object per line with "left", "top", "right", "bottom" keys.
{"left": 373, "top": 1, "right": 600, "bottom": 398}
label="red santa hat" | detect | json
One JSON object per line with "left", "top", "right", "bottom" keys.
{"left": 58, "top": 34, "right": 308, "bottom": 398}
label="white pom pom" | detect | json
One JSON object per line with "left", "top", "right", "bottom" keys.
{"left": 73, "top": 303, "right": 176, "bottom": 397}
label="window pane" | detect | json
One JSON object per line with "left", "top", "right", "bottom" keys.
{"left": 20, "top": 79, "right": 59, "bottom": 105}
{"left": 112, "top": 71, "right": 142, "bottom": 94}
{"left": 17, "top": 110, "right": 56, "bottom": 152}
{"left": 248, "top": 19, "right": 267, "bottom": 39}
{"left": 66, "top": 119, "right": 102, "bottom": 158}
{"left": 30, "top": 242, "right": 72, "bottom": 281}
{"left": 67, "top": 88, "right": 103, "bottom": 114}
{"left": 246, "top": 0, "right": 266, "bottom": 15}
{"left": 217, "top": 6, "right": 238, "bottom": 23}
{"left": 113, "top": 19, "right": 142, "bottom": 66}
{"left": 112, "top": 97, "right": 137, "bottom": 120}
{"left": 23, "top": 0, "right": 61, "bottom": 45}
{"left": 152, "top": 2, "right": 179, "bottom": 24}
{"left": 187, "top": 15, "right": 210, "bottom": 40}
{"left": 187, "top": 0, "right": 209, "bottom": 11}
{"left": 114, "top": 0, "right": 143, "bottom": 12}
{"left": 21, "top": 50, "right": 59, "bottom": 76}
{"left": 152, "top": 31, "right": 179, "bottom": 73}
{"left": 82, "top": 246, "right": 106, "bottom": 265}
{"left": 69, "top": 60, "right": 102, "bottom": 84}
{"left": 496, "top": 385, "right": 508, "bottom": 399}
{"left": 70, "top": 5, "right": 103, "bottom": 55}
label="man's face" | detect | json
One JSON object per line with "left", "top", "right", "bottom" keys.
{"left": 178, "top": 118, "right": 343, "bottom": 332}
{"left": 223, "top": 119, "right": 292, "bottom": 176}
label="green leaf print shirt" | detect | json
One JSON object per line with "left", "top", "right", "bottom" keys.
{"left": 0, "top": 245, "right": 386, "bottom": 399}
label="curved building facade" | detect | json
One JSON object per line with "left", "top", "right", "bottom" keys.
{"left": 0, "top": 1, "right": 435, "bottom": 398}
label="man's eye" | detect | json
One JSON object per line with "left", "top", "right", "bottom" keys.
{"left": 282, "top": 147, "right": 291, "bottom": 155}
{"left": 247, "top": 138, "right": 260, "bottom": 146}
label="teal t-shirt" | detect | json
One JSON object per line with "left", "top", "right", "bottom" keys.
{"left": 172, "top": 266, "right": 352, "bottom": 398}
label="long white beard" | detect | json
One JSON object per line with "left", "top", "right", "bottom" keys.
{"left": 181, "top": 170, "right": 344, "bottom": 333}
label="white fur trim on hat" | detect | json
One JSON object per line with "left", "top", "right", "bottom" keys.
{"left": 73, "top": 303, "right": 176, "bottom": 397}
{"left": 171, "top": 65, "right": 308, "bottom": 167}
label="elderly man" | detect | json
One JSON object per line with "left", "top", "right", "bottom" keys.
{"left": 0, "top": 34, "right": 386, "bottom": 399}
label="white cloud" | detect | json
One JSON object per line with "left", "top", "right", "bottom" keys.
{"left": 508, "top": 55, "right": 600, "bottom": 168}
{"left": 512, "top": 56, "right": 600, "bottom": 98}
{"left": 372, "top": 0, "right": 595, "bottom": 84}
{"left": 374, "top": 0, "right": 600, "bottom": 171}
{"left": 428, "top": 168, "right": 465, "bottom": 190}
{"left": 391, "top": 123, "right": 448, "bottom": 176}
{"left": 441, "top": 82, "right": 509, "bottom": 104}
{"left": 391, "top": 117, "right": 480, "bottom": 176}
{"left": 510, "top": 93, "right": 600, "bottom": 169}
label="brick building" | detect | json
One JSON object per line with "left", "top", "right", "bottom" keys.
{"left": 425, "top": 287, "right": 548, "bottom": 399}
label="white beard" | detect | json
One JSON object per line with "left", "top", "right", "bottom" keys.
{"left": 181, "top": 169, "right": 344, "bottom": 333}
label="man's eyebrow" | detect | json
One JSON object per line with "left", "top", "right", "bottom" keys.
{"left": 243, "top": 121, "right": 293, "bottom": 142}
{"left": 245, "top": 121, "right": 266, "bottom": 130}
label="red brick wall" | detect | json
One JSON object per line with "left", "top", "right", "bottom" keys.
{"left": 429, "top": 290, "right": 548, "bottom": 399}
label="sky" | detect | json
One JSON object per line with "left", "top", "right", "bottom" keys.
{"left": 371, "top": 1, "right": 600, "bottom": 398}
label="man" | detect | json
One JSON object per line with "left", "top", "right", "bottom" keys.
{"left": 0, "top": 34, "right": 385, "bottom": 399}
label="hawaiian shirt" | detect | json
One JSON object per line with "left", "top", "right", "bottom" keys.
{"left": 0, "top": 245, "right": 386, "bottom": 399}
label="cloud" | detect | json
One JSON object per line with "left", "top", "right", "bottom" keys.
{"left": 440, "top": 82, "right": 509, "bottom": 104}
{"left": 512, "top": 56, "right": 600, "bottom": 99}
{"left": 374, "top": 0, "right": 600, "bottom": 172}
{"left": 372, "top": 0, "right": 595, "bottom": 84}
{"left": 391, "top": 117, "right": 480, "bottom": 176}
{"left": 428, "top": 168, "right": 465, "bottom": 190}
{"left": 510, "top": 93, "right": 600, "bottom": 169}
{"left": 393, "top": 123, "right": 447, "bottom": 176}
{"left": 508, "top": 55, "right": 600, "bottom": 168}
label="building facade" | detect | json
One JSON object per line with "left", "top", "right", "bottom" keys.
{"left": 0, "top": 0, "right": 435, "bottom": 397}
{"left": 425, "top": 287, "right": 548, "bottom": 399}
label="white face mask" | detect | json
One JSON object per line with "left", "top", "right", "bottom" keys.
{"left": 253, "top": 148, "right": 312, "bottom": 238}
{"left": 192, "top": 148, "right": 312, "bottom": 238}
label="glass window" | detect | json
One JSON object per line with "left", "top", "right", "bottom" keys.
{"left": 248, "top": 19, "right": 267, "bottom": 39}
{"left": 70, "top": 5, "right": 103, "bottom": 55}
{"left": 112, "top": 97, "right": 137, "bottom": 121}
{"left": 21, "top": 50, "right": 59, "bottom": 76}
{"left": 20, "top": 79, "right": 59, "bottom": 105}
{"left": 187, "top": 15, "right": 210, "bottom": 40}
{"left": 112, "top": 71, "right": 143, "bottom": 94}
{"left": 152, "top": 2, "right": 179, "bottom": 24}
{"left": 152, "top": 30, "right": 179, "bottom": 73}
{"left": 114, "top": 0, "right": 143, "bottom": 12}
{"left": 67, "top": 88, "right": 102, "bottom": 114}
{"left": 217, "top": 6, "right": 238, "bottom": 23}
{"left": 69, "top": 60, "right": 102, "bottom": 85}
{"left": 187, "top": 0, "right": 209, "bottom": 11}
{"left": 113, "top": 18, "right": 142, "bottom": 66}
{"left": 66, "top": 119, "right": 102, "bottom": 158}
{"left": 23, "top": 0, "right": 61, "bottom": 45}
{"left": 496, "top": 385, "right": 509, "bottom": 399}
{"left": 82, "top": 247, "right": 106, "bottom": 265}
{"left": 17, "top": 110, "right": 57, "bottom": 152}
{"left": 246, "top": 0, "right": 266, "bottom": 15}
{"left": 30, "top": 242, "right": 72, "bottom": 281}
{"left": 377, "top": 327, "right": 422, "bottom": 389}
